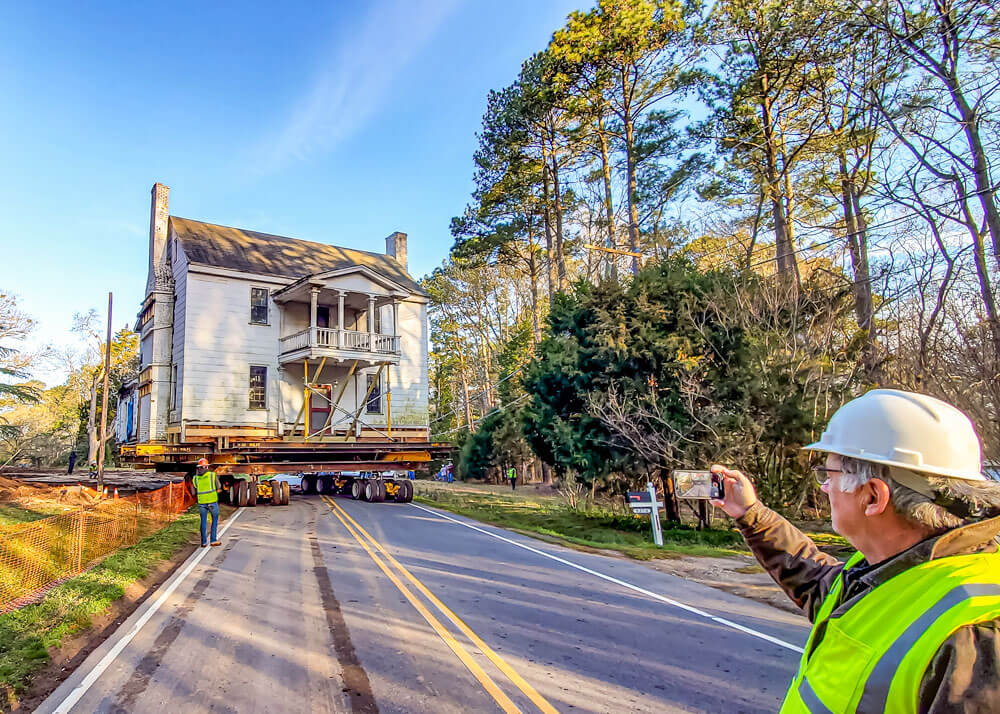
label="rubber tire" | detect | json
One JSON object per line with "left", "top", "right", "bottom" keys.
{"left": 247, "top": 480, "right": 258, "bottom": 507}
{"left": 363, "top": 481, "right": 376, "bottom": 502}
{"left": 226, "top": 484, "right": 237, "bottom": 505}
{"left": 236, "top": 480, "right": 249, "bottom": 507}
{"left": 270, "top": 481, "right": 281, "bottom": 505}
{"left": 373, "top": 481, "right": 386, "bottom": 503}
{"left": 280, "top": 481, "right": 291, "bottom": 506}
{"left": 302, "top": 475, "right": 316, "bottom": 495}
{"left": 350, "top": 480, "right": 363, "bottom": 500}
{"left": 396, "top": 480, "right": 413, "bottom": 503}
{"left": 318, "top": 476, "right": 331, "bottom": 495}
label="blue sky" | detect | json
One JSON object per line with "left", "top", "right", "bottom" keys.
{"left": 0, "top": 0, "right": 585, "bottom": 385}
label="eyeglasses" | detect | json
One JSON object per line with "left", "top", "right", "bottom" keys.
{"left": 812, "top": 466, "right": 843, "bottom": 487}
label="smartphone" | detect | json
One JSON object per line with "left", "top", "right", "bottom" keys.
{"left": 710, "top": 472, "right": 725, "bottom": 500}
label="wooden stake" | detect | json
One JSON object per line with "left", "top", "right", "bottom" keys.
{"left": 97, "top": 292, "right": 112, "bottom": 493}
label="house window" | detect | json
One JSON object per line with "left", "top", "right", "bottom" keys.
{"left": 366, "top": 374, "right": 382, "bottom": 414}
{"left": 249, "top": 366, "right": 267, "bottom": 409}
{"left": 250, "top": 288, "right": 269, "bottom": 325}
{"left": 170, "top": 365, "right": 178, "bottom": 409}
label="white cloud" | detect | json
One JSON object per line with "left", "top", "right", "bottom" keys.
{"left": 258, "top": 0, "right": 459, "bottom": 170}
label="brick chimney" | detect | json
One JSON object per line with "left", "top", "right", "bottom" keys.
{"left": 385, "top": 231, "right": 408, "bottom": 271}
{"left": 146, "top": 182, "right": 170, "bottom": 294}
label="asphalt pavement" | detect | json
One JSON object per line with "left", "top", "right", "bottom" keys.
{"left": 37, "top": 495, "right": 810, "bottom": 713}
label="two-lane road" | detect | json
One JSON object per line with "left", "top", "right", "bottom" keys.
{"left": 39, "top": 496, "right": 809, "bottom": 713}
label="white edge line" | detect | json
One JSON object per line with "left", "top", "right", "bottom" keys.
{"left": 51, "top": 507, "right": 246, "bottom": 714}
{"left": 411, "top": 503, "right": 804, "bottom": 654}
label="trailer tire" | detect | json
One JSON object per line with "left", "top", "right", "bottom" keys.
{"left": 396, "top": 480, "right": 413, "bottom": 503}
{"left": 236, "top": 480, "right": 250, "bottom": 507}
{"left": 350, "top": 480, "right": 363, "bottom": 500}
{"left": 247, "top": 480, "right": 258, "bottom": 507}
{"left": 374, "top": 481, "right": 386, "bottom": 503}
{"left": 270, "top": 481, "right": 281, "bottom": 505}
{"left": 302, "top": 475, "right": 316, "bottom": 495}
{"left": 280, "top": 481, "right": 291, "bottom": 505}
{"left": 363, "top": 480, "right": 376, "bottom": 502}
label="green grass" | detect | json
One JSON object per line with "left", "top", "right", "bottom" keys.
{"left": 0, "top": 507, "right": 212, "bottom": 704}
{"left": 414, "top": 487, "right": 747, "bottom": 560}
{"left": 0, "top": 504, "right": 67, "bottom": 527}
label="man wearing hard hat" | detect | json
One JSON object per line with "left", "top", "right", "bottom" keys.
{"left": 711, "top": 389, "right": 1000, "bottom": 713}
{"left": 191, "top": 458, "right": 222, "bottom": 548}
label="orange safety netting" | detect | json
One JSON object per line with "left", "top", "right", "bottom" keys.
{"left": 0, "top": 481, "right": 194, "bottom": 612}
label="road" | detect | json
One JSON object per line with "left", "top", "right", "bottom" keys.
{"left": 38, "top": 495, "right": 810, "bottom": 713}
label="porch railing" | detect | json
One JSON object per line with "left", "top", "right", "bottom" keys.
{"left": 279, "top": 328, "right": 400, "bottom": 355}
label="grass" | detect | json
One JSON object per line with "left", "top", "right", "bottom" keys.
{"left": 0, "top": 505, "right": 225, "bottom": 704}
{"left": 414, "top": 486, "right": 747, "bottom": 559}
{"left": 0, "top": 504, "right": 68, "bottom": 527}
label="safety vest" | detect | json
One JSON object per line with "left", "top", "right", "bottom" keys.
{"left": 780, "top": 549, "right": 1000, "bottom": 713}
{"left": 194, "top": 470, "right": 219, "bottom": 505}
{"left": 509, "top": 468, "right": 516, "bottom": 479}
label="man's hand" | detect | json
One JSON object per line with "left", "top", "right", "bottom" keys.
{"left": 709, "top": 464, "right": 758, "bottom": 519}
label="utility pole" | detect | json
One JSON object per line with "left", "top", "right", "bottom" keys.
{"left": 97, "top": 292, "right": 112, "bottom": 494}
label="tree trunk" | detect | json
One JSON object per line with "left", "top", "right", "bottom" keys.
{"left": 624, "top": 117, "right": 641, "bottom": 276}
{"left": 839, "top": 152, "right": 878, "bottom": 379}
{"left": 86, "top": 371, "right": 100, "bottom": 466}
{"left": 598, "top": 115, "right": 618, "bottom": 281}
{"left": 548, "top": 123, "right": 567, "bottom": 291}
{"left": 541, "top": 155, "right": 556, "bottom": 304}
{"left": 527, "top": 224, "right": 541, "bottom": 344}
{"left": 760, "top": 74, "right": 799, "bottom": 294}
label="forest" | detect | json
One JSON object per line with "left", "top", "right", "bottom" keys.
{"left": 426, "top": 0, "right": 1000, "bottom": 511}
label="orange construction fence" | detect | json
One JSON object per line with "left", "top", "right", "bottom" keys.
{"left": 0, "top": 481, "right": 194, "bottom": 612}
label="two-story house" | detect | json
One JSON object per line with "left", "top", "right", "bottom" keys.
{"left": 119, "top": 183, "right": 430, "bottom": 448}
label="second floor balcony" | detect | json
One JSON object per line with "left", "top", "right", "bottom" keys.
{"left": 279, "top": 326, "right": 400, "bottom": 365}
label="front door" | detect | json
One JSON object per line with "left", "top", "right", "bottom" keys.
{"left": 308, "top": 384, "right": 333, "bottom": 436}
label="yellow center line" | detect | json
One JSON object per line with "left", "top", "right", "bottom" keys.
{"left": 320, "top": 496, "right": 521, "bottom": 714}
{"left": 324, "top": 496, "right": 559, "bottom": 714}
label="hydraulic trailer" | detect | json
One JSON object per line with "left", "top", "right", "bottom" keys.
{"left": 120, "top": 438, "right": 447, "bottom": 507}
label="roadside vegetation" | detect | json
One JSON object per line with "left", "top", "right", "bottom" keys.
{"left": 415, "top": 482, "right": 849, "bottom": 560}
{"left": 0, "top": 506, "right": 229, "bottom": 706}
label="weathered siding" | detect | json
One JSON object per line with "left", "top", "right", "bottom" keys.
{"left": 170, "top": 235, "right": 188, "bottom": 422}
{"left": 388, "top": 299, "right": 429, "bottom": 427}
{"left": 180, "top": 272, "right": 282, "bottom": 426}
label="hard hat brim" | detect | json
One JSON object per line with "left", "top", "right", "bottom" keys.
{"left": 801, "top": 441, "right": 985, "bottom": 481}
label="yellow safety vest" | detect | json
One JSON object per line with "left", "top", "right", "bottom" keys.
{"left": 780, "top": 549, "right": 1000, "bottom": 713}
{"left": 194, "top": 470, "right": 219, "bottom": 505}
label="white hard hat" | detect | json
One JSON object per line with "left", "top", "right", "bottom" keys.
{"left": 803, "top": 389, "right": 984, "bottom": 481}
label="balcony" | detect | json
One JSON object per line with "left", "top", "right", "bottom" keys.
{"left": 279, "top": 327, "right": 401, "bottom": 365}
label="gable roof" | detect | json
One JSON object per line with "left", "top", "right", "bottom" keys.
{"left": 170, "top": 216, "right": 425, "bottom": 295}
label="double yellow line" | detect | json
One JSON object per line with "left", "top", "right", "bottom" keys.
{"left": 321, "top": 495, "right": 558, "bottom": 714}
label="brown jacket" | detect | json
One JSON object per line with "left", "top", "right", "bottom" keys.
{"left": 736, "top": 503, "right": 1000, "bottom": 713}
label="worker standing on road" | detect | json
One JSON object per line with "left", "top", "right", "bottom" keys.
{"left": 67, "top": 450, "right": 77, "bottom": 474}
{"left": 191, "top": 458, "right": 222, "bottom": 548}
{"left": 508, "top": 466, "right": 517, "bottom": 491}
{"left": 711, "top": 389, "right": 1000, "bottom": 713}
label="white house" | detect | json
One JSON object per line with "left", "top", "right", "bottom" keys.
{"left": 124, "top": 183, "right": 430, "bottom": 446}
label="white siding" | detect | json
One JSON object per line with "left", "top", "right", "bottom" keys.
{"left": 180, "top": 273, "right": 280, "bottom": 425}
{"left": 387, "top": 299, "right": 429, "bottom": 427}
{"left": 170, "top": 236, "right": 188, "bottom": 421}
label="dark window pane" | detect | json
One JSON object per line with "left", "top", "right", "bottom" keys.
{"left": 250, "top": 366, "right": 267, "bottom": 409}
{"left": 250, "top": 288, "right": 268, "bottom": 324}
{"left": 317, "top": 306, "right": 330, "bottom": 328}
{"left": 366, "top": 374, "right": 381, "bottom": 414}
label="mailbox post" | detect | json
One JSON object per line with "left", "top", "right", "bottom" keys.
{"left": 626, "top": 483, "right": 664, "bottom": 547}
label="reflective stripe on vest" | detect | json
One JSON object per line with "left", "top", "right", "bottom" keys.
{"left": 781, "top": 550, "right": 1000, "bottom": 713}
{"left": 195, "top": 470, "right": 219, "bottom": 504}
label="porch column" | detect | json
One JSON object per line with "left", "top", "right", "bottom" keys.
{"left": 392, "top": 300, "right": 399, "bottom": 352}
{"left": 310, "top": 287, "right": 319, "bottom": 347}
{"left": 367, "top": 294, "right": 376, "bottom": 350}
{"left": 337, "top": 290, "right": 346, "bottom": 348}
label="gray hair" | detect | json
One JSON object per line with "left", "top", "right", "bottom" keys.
{"left": 837, "top": 456, "right": 1000, "bottom": 533}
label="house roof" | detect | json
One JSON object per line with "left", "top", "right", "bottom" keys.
{"left": 170, "top": 216, "right": 426, "bottom": 295}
